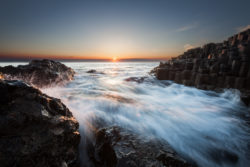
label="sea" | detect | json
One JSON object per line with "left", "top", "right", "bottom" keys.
{"left": 1, "top": 61, "right": 250, "bottom": 167}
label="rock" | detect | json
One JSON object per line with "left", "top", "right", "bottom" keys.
{"left": 152, "top": 28, "right": 250, "bottom": 105}
{"left": 86, "top": 69, "right": 105, "bottom": 74}
{"left": 239, "top": 62, "right": 250, "bottom": 77}
{"left": 174, "top": 72, "right": 182, "bottom": 83}
{"left": 88, "top": 126, "right": 192, "bottom": 167}
{"left": 234, "top": 77, "right": 246, "bottom": 89}
{"left": 169, "top": 71, "right": 176, "bottom": 80}
{"left": 181, "top": 70, "right": 192, "bottom": 80}
{"left": 156, "top": 68, "right": 169, "bottom": 80}
{"left": 231, "top": 60, "right": 241, "bottom": 76}
{"left": 124, "top": 77, "right": 146, "bottom": 83}
{"left": 0, "top": 80, "right": 80, "bottom": 167}
{"left": 185, "top": 62, "right": 193, "bottom": 70}
{"left": 0, "top": 59, "right": 75, "bottom": 88}
{"left": 240, "top": 93, "right": 250, "bottom": 106}
{"left": 195, "top": 74, "right": 210, "bottom": 86}
{"left": 225, "top": 76, "right": 236, "bottom": 88}
{"left": 87, "top": 69, "right": 97, "bottom": 73}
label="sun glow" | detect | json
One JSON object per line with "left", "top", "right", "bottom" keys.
{"left": 112, "top": 56, "right": 117, "bottom": 62}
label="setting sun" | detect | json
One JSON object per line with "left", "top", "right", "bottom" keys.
{"left": 112, "top": 56, "right": 117, "bottom": 62}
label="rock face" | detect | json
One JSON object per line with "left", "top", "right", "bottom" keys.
{"left": 0, "top": 80, "right": 80, "bottom": 167}
{"left": 152, "top": 29, "right": 250, "bottom": 104}
{"left": 0, "top": 59, "right": 75, "bottom": 88}
{"left": 87, "top": 126, "right": 192, "bottom": 167}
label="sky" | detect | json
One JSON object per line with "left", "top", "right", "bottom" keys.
{"left": 0, "top": 0, "right": 250, "bottom": 60}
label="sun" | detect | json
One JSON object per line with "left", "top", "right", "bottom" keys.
{"left": 112, "top": 57, "right": 117, "bottom": 62}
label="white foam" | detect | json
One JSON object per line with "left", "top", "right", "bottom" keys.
{"left": 43, "top": 62, "right": 250, "bottom": 167}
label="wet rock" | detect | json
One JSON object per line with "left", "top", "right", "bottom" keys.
{"left": 86, "top": 69, "right": 105, "bottom": 74}
{"left": 0, "top": 59, "right": 75, "bottom": 88}
{"left": 124, "top": 77, "right": 146, "bottom": 83}
{"left": 208, "top": 149, "right": 238, "bottom": 165}
{"left": 0, "top": 80, "right": 80, "bottom": 167}
{"left": 239, "top": 62, "right": 250, "bottom": 77}
{"left": 152, "top": 28, "right": 250, "bottom": 105}
{"left": 155, "top": 68, "right": 169, "bottom": 80}
{"left": 195, "top": 74, "right": 210, "bottom": 86}
{"left": 88, "top": 126, "right": 192, "bottom": 167}
{"left": 235, "top": 77, "right": 246, "bottom": 89}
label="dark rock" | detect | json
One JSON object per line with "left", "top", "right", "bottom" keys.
{"left": 225, "top": 76, "right": 236, "bottom": 88}
{"left": 235, "top": 77, "right": 246, "bottom": 89}
{"left": 0, "top": 80, "right": 80, "bottom": 167}
{"left": 152, "top": 28, "right": 250, "bottom": 105}
{"left": 88, "top": 126, "right": 192, "bottom": 167}
{"left": 86, "top": 69, "right": 105, "bottom": 74}
{"left": 156, "top": 68, "right": 169, "bottom": 80}
{"left": 195, "top": 74, "right": 210, "bottom": 86}
{"left": 87, "top": 69, "right": 97, "bottom": 73}
{"left": 241, "top": 93, "right": 250, "bottom": 106}
{"left": 231, "top": 60, "right": 241, "bottom": 76}
{"left": 174, "top": 72, "right": 182, "bottom": 83}
{"left": 181, "top": 70, "right": 192, "bottom": 80}
{"left": 124, "top": 77, "right": 146, "bottom": 83}
{"left": 169, "top": 71, "right": 176, "bottom": 80}
{"left": 239, "top": 62, "right": 250, "bottom": 77}
{"left": 185, "top": 62, "right": 193, "bottom": 70}
{"left": 0, "top": 59, "right": 75, "bottom": 88}
{"left": 208, "top": 149, "right": 238, "bottom": 165}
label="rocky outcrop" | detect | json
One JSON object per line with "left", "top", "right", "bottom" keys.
{"left": 124, "top": 77, "right": 146, "bottom": 83}
{"left": 0, "top": 59, "right": 75, "bottom": 88}
{"left": 87, "top": 126, "right": 192, "bottom": 167}
{"left": 86, "top": 69, "right": 105, "bottom": 74}
{"left": 152, "top": 29, "right": 250, "bottom": 104}
{"left": 0, "top": 80, "right": 80, "bottom": 167}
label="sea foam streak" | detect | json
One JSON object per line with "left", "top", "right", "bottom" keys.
{"left": 43, "top": 62, "right": 250, "bottom": 167}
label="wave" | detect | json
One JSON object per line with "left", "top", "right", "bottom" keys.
{"left": 43, "top": 62, "right": 250, "bottom": 167}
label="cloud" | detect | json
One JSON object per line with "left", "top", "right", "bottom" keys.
{"left": 176, "top": 23, "right": 197, "bottom": 32}
{"left": 184, "top": 44, "right": 195, "bottom": 51}
{"left": 236, "top": 25, "right": 250, "bottom": 33}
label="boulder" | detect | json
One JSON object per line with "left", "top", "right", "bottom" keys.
{"left": 0, "top": 59, "right": 75, "bottom": 88}
{"left": 88, "top": 126, "right": 192, "bottom": 167}
{"left": 0, "top": 80, "right": 80, "bottom": 167}
{"left": 86, "top": 69, "right": 105, "bottom": 74}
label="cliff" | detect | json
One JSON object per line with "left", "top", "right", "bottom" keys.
{"left": 152, "top": 29, "right": 250, "bottom": 105}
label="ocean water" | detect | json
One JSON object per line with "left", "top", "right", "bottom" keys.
{"left": 2, "top": 62, "right": 250, "bottom": 166}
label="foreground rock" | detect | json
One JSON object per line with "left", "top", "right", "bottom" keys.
{"left": 87, "top": 126, "right": 192, "bottom": 167}
{"left": 152, "top": 29, "right": 250, "bottom": 105}
{"left": 0, "top": 59, "right": 75, "bottom": 88}
{"left": 0, "top": 80, "right": 80, "bottom": 167}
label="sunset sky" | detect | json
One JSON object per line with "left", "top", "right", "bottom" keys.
{"left": 0, "top": 0, "right": 250, "bottom": 60}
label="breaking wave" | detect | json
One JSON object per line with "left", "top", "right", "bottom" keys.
{"left": 42, "top": 62, "right": 250, "bottom": 167}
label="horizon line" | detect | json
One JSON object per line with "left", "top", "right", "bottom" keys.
{"left": 0, "top": 53, "right": 170, "bottom": 62}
